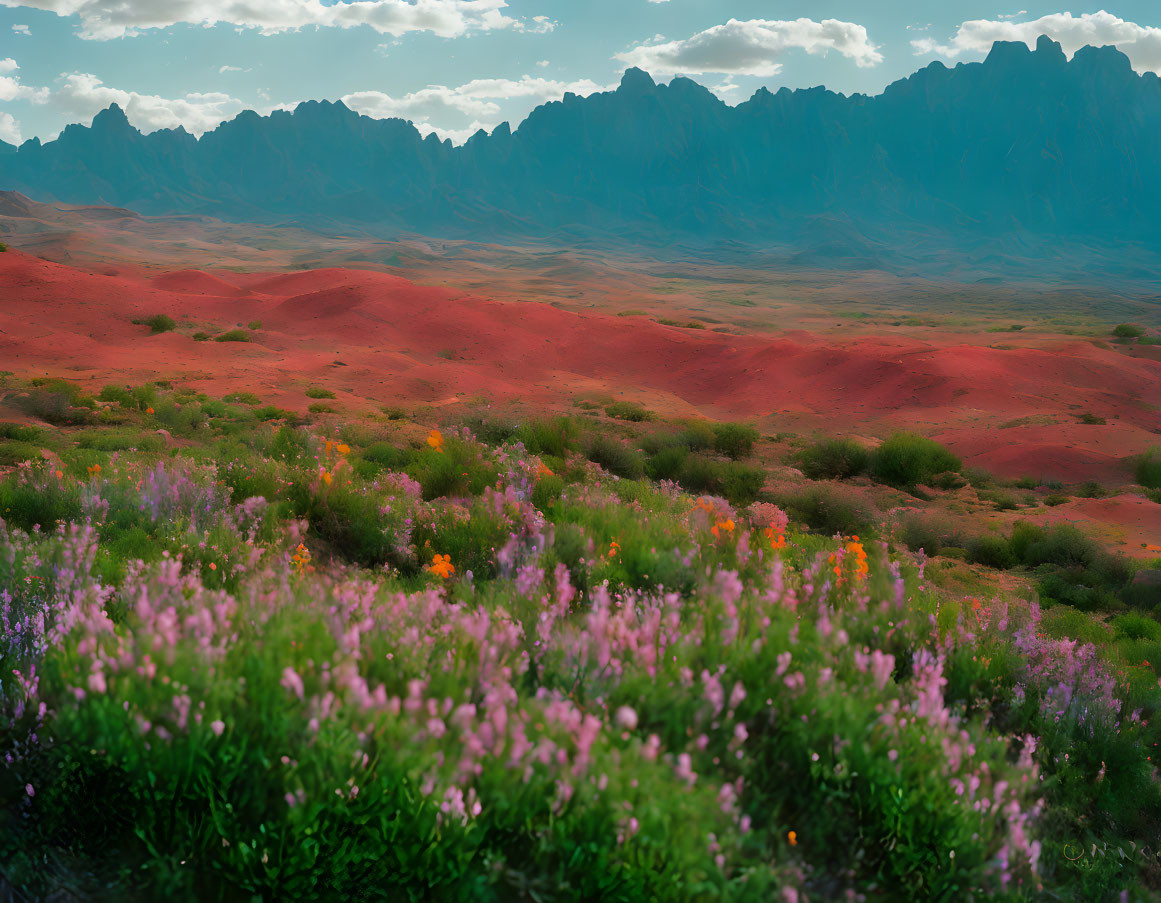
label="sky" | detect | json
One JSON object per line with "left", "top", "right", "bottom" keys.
{"left": 1, "top": 2, "right": 1160, "bottom": 147}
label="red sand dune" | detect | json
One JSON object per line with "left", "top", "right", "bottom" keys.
{"left": 2, "top": 249, "right": 1160, "bottom": 483}
{"left": 150, "top": 270, "right": 251, "bottom": 297}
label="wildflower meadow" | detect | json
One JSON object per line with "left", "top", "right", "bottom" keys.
{"left": 1, "top": 381, "right": 1159, "bottom": 901}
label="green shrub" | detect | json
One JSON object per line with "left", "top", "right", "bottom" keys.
{"left": 132, "top": 314, "right": 176, "bottom": 334}
{"left": 1076, "top": 412, "right": 1106, "bottom": 425}
{"left": 645, "top": 444, "right": 688, "bottom": 482}
{"left": 516, "top": 416, "right": 576, "bottom": 458}
{"left": 1113, "top": 323, "right": 1146, "bottom": 338}
{"left": 1138, "top": 335, "right": 1161, "bottom": 346}
{"left": 214, "top": 329, "right": 251, "bottom": 343}
{"left": 6, "top": 384, "right": 96, "bottom": 425}
{"left": 247, "top": 320, "right": 263, "bottom": 330}
{"left": 604, "top": 401, "right": 653, "bottom": 422}
{"left": 192, "top": 332, "right": 210, "bottom": 342}
{"left": 223, "top": 392, "right": 261, "bottom": 405}
{"left": 308, "top": 403, "right": 334, "bottom": 414}
{"left": 898, "top": 513, "right": 961, "bottom": 557}
{"left": 967, "top": 534, "right": 1015, "bottom": 570}
{"left": 0, "top": 422, "right": 42, "bottom": 442}
{"left": 798, "top": 437, "right": 870, "bottom": 480}
{"left": 675, "top": 421, "right": 715, "bottom": 452}
{"left": 870, "top": 433, "right": 960, "bottom": 489}
{"left": 711, "top": 422, "right": 759, "bottom": 460}
{"left": 585, "top": 435, "right": 644, "bottom": 479}
{"left": 1137, "top": 448, "right": 1161, "bottom": 490}
{"left": 1112, "top": 612, "right": 1161, "bottom": 642}
{"left": 780, "top": 485, "right": 873, "bottom": 536}
{"left": 304, "top": 387, "right": 335, "bottom": 399}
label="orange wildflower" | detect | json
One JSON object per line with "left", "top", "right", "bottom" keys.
{"left": 208, "top": 562, "right": 217, "bottom": 571}
{"left": 536, "top": 460, "right": 554, "bottom": 480}
{"left": 54, "top": 469, "right": 63, "bottom": 479}
{"left": 763, "top": 527, "right": 787, "bottom": 550}
{"left": 291, "top": 543, "right": 312, "bottom": 574}
{"left": 337, "top": 443, "right": 351, "bottom": 455}
{"left": 320, "top": 469, "right": 333, "bottom": 486}
{"left": 427, "top": 429, "right": 444, "bottom": 452}
{"left": 428, "top": 554, "right": 455, "bottom": 579}
{"left": 788, "top": 830, "right": 798, "bottom": 847}
{"left": 608, "top": 540, "right": 622, "bottom": 559}
{"left": 711, "top": 518, "right": 735, "bottom": 538}
{"left": 145, "top": 407, "right": 155, "bottom": 415}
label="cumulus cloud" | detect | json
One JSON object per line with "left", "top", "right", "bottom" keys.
{"left": 0, "top": 58, "right": 49, "bottom": 103}
{"left": 342, "top": 74, "right": 612, "bottom": 137}
{"left": 49, "top": 72, "right": 245, "bottom": 134}
{"left": 615, "top": 17, "right": 883, "bottom": 77}
{"left": 0, "top": 0, "right": 515, "bottom": 41}
{"left": 912, "top": 10, "right": 1161, "bottom": 73}
{"left": 0, "top": 110, "right": 21, "bottom": 143}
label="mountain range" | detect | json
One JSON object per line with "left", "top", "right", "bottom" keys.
{"left": 3, "top": 35, "right": 1161, "bottom": 280}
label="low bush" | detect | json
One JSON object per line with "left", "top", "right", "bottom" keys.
{"left": 798, "top": 437, "right": 870, "bottom": 480}
{"left": 304, "top": 387, "right": 335, "bottom": 399}
{"left": 779, "top": 485, "right": 874, "bottom": 536}
{"left": 604, "top": 401, "right": 653, "bottom": 422}
{"left": 1138, "top": 448, "right": 1161, "bottom": 490}
{"left": 585, "top": 434, "right": 644, "bottom": 479}
{"left": 131, "top": 314, "right": 176, "bottom": 334}
{"left": 1113, "top": 323, "right": 1146, "bottom": 338}
{"left": 214, "top": 329, "right": 251, "bottom": 343}
{"left": 870, "top": 433, "right": 960, "bottom": 489}
{"left": 711, "top": 422, "right": 759, "bottom": 460}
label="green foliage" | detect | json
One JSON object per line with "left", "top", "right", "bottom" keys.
{"left": 797, "top": 437, "right": 870, "bottom": 480}
{"left": 6, "top": 381, "right": 96, "bottom": 425}
{"left": 131, "top": 313, "right": 176, "bottom": 334}
{"left": 584, "top": 435, "right": 644, "bottom": 479}
{"left": 603, "top": 401, "right": 653, "bottom": 422}
{"left": 304, "top": 387, "right": 335, "bottom": 399}
{"left": 247, "top": 319, "right": 263, "bottom": 330}
{"left": 307, "top": 402, "right": 334, "bottom": 414}
{"left": 710, "top": 422, "right": 759, "bottom": 460}
{"left": 779, "top": 485, "right": 873, "bottom": 536}
{"left": 1137, "top": 448, "right": 1161, "bottom": 490}
{"left": 192, "top": 332, "right": 210, "bottom": 342}
{"left": 1113, "top": 323, "right": 1146, "bottom": 338}
{"left": 967, "top": 533, "right": 1016, "bottom": 570}
{"left": 0, "top": 422, "right": 42, "bottom": 442}
{"left": 214, "top": 329, "right": 251, "bottom": 343}
{"left": 224, "top": 391, "right": 261, "bottom": 405}
{"left": 870, "top": 433, "right": 961, "bottom": 489}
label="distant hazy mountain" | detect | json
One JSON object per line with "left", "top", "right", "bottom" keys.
{"left": 4, "top": 35, "right": 1161, "bottom": 279}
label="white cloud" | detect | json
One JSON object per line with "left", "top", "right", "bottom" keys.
{"left": 615, "top": 17, "right": 883, "bottom": 77}
{"left": 342, "top": 74, "right": 612, "bottom": 138}
{"left": 12, "top": 23, "right": 30, "bottom": 34}
{"left": 0, "top": 111, "right": 21, "bottom": 143}
{"left": 50, "top": 72, "right": 245, "bottom": 134}
{"left": 513, "top": 14, "right": 554, "bottom": 34}
{"left": 535, "top": 59, "right": 548, "bottom": 67}
{"left": 0, "top": 0, "right": 515, "bottom": 41}
{"left": 912, "top": 10, "right": 1161, "bottom": 73}
{"left": 0, "top": 57, "right": 49, "bottom": 103}
{"left": 218, "top": 64, "right": 246, "bottom": 73}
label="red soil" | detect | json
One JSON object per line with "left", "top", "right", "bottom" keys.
{"left": 2, "top": 249, "right": 1159, "bottom": 483}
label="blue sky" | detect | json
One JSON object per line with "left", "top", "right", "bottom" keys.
{"left": 1, "top": 2, "right": 1160, "bottom": 146}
